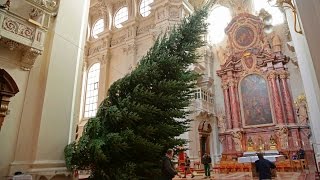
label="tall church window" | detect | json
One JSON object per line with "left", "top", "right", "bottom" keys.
{"left": 140, "top": 0, "right": 153, "bottom": 17}
{"left": 115, "top": 7, "right": 129, "bottom": 28}
{"left": 253, "top": 0, "right": 284, "bottom": 26}
{"left": 207, "top": 6, "right": 232, "bottom": 44}
{"left": 92, "top": 19, "right": 104, "bottom": 39}
{"left": 84, "top": 63, "right": 100, "bottom": 118}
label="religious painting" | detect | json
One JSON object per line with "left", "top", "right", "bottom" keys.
{"left": 234, "top": 25, "right": 255, "bottom": 48}
{"left": 240, "top": 74, "right": 273, "bottom": 126}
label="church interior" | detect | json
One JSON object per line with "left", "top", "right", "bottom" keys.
{"left": 0, "top": 0, "right": 320, "bottom": 179}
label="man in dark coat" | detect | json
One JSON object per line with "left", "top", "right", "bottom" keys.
{"left": 161, "top": 149, "right": 180, "bottom": 180}
{"left": 202, "top": 153, "right": 212, "bottom": 178}
{"left": 255, "top": 153, "right": 276, "bottom": 180}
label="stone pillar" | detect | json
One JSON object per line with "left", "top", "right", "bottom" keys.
{"left": 286, "top": 2, "right": 320, "bottom": 165}
{"left": 278, "top": 70, "right": 295, "bottom": 124}
{"left": 228, "top": 79, "right": 240, "bottom": 129}
{"left": 267, "top": 71, "right": 285, "bottom": 124}
{"left": 9, "top": 0, "right": 90, "bottom": 178}
{"left": 98, "top": 54, "right": 108, "bottom": 104}
{"left": 222, "top": 82, "right": 232, "bottom": 129}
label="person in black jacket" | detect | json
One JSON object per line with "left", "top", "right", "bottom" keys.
{"left": 202, "top": 153, "right": 212, "bottom": 178}
{"left": 255, "top": 153, "right": 276, "bottom": 180}
{"left": 161, "top": 149, "right": 180, "bottom": 180}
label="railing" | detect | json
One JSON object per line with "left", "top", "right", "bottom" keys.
{"left": 191, "top": 88, "right": 214, "bottom": 113}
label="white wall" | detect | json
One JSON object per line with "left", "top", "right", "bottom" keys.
{"left": 0, "top": 0, "right": 90, "bottom": 178}
{"left": 0, "top": 55, "right": 29, "bottom": 175}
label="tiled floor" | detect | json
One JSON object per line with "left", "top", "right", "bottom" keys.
{"left": 173, "top": 172, "right": 317, "bottom": 180}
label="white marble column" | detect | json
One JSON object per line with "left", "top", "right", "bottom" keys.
{"left": 27, "top": 0, "right": 89, "bottom": 177}
{"left": 285, "top": 1, "right": 320, "bottom": 165}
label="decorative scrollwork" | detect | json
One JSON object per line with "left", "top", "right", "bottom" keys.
{"left": 2, "top": 17, "right": 35, "bottom": 40}
{"left": 3, "top": 17, "right": 17, "bottom": 34}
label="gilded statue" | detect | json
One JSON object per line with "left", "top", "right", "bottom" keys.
{"left": 269, "top": 135, "right": 277, "bottom": 150}
{"left": 247, "top": 137, "right": 254, "bottom": 151}
{"left": 295, "top": 95, "right": 308, "bottom": 125}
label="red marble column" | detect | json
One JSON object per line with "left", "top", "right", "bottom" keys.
{"left": 229, "top": 80, "right": 240, "bottom": 129}
{"left": 222, "top": 82, "right": 232, "bottom": 129}
{"left": 267, "top": 71, "right": 285, "bottom": 124}
{"left": 234, "top": 83, "right": 242, "bottom": 127}
{"left": 279, "top": 70, "right": 295, "bottom": 124}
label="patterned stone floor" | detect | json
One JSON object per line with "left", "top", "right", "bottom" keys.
{"left": 173, "top": 172, "right": 318, "bottom": 180}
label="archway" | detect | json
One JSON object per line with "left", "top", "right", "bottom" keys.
{"left": 198, "top": 120, "right": 212, "bottom": 159}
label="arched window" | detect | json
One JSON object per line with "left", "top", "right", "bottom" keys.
{"left": 84, "top": 63, "right": 100, "bottom": 118}
{"left": 253, "top": 0, "right": 284, "bottom": 26}
{"left": 207, "top": 6, "right": 232, "bottom": 44}
{"left": 92, "top": 19, "right": 104, "bottom": 38}
{"left": 115, "top": 7, "right": 129, "bottom": 28}
{"left": 140, "top": 0, "right": 153, "bottom": 17}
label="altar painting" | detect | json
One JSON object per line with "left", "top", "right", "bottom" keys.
{"left": 240, "top": 74, "right": 273, "bottom": 126}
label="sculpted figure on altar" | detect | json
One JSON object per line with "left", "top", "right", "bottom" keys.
{"left": 257, "top": 136, "right": 265, "bottom": 151}
{"left": 217, "top": 113, "right": 226, "bottom": 133}
{"left": 272, "top": 34, "right": 282, "bottom": 53}
{"left": 295, "top": 95, "right": 309, "bottom": 126}
{"left": 247, "top": 137, "right": 254, "bottom": 151}
{"left": 260, "top": 36, "right": 272, "bottom": 54}
{"left": 276, "top": 127, "right": 288, "bottom": 149}
{"left": 269, "top": 135, "right": 277, "bottom": 150}
{"left": 231, "top": 131, "right": 243, "bottom": 151}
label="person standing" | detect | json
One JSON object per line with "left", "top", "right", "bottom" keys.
{"left": 202, "top": 153, "right": 212, "bottom": 178}
{"left": 161, "top": 149, "right": 181, "bottom": 180}
{"left": 255, "top": 153, "right": 276, "bottom": 180}
{"left": 183, "top": 155, "right": 195, "bottom": 178}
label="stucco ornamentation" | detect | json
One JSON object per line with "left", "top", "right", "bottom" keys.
{"left": 231, "top": 130, "right": 243, "bottom": 151}
{"left": 3, "top": 17, "right": 35, "bottom": 40}
{"left": 21, "top": 48, "right": 42, "bottom": 70}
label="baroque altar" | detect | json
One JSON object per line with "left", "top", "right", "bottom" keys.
{"left": 216, "top": 13, "right": 311, "bottom": 157}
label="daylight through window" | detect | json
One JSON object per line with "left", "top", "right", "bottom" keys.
{"left": 140, "top": 0, "right": 153, "bottom": 17}
{"left": 84, "top": 63, "right": 100, "bottom": 118}
{"left": 115, "top": 7, "right": 129, "bottom": 28}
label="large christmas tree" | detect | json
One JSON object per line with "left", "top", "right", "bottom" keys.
{"left": 65, "top": 7, "right": 208, "bottom": 180}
